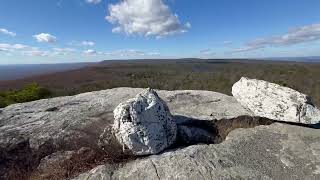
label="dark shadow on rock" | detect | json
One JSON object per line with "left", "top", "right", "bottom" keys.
{"left": 171, "top": 115, "right": 320, "bottom": 150}
{"left": 272, "top": 120, "right": 320, "bottom": 129}
{"left": 171, "top": 115, "right": 274, "bottom": 149}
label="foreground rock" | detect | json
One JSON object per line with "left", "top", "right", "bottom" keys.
{"left": 112, "top": 88, "right": 177, "bottom": 155}
{"left": 2, "top": 87, "right": 319, "bottom": 180}
{"left": 75, "top": 122, "right": 320, "bottom": 180}
{"left": 232, "top": 77, "right": 320, "bottom": 124}
{"left": 0, "top": 88, "right": 250, "bottom": 179}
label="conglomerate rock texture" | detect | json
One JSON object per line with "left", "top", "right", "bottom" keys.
{"left": 112, "top": 88, "right": 177, "bottom": 155}
{"left": 232, "top": 77, "right": 320, "bottom": 124}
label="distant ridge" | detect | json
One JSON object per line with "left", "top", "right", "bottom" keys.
{"left": 0, "top": 63, "right": 94, "bottom": 81}
{"left": 260, "top": 56, "right": 320, "bottom": 62}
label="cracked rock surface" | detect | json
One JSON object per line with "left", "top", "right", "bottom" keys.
{"left": 112, "top": 88, "right": 177, "bottom": 155}
{"left": 232, "top": 77, "right": 320, "bottom": 124}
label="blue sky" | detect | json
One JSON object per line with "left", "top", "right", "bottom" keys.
{"left": 0, "top": 0, "right": 320, "bottom": 64}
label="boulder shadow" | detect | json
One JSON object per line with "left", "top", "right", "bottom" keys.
{"left": 170, "top": 115, "right": 320, "bottom": 150}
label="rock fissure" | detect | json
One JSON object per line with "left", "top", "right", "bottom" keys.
{"left": 149, "top": 159, "right": 160, "bottom": 180}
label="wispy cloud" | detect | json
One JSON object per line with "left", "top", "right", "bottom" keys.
{"left": 106, "top": 0, "right": 190, "bottom": 38}
{"left": 232, "top": 23, "right": 320, "bottom": 53}
{"left": 53, "top": 48, "right": 76, "bottom": 55}
{"left": 0, "top": 28, "right": 16, "bottom": 37}
{"left": 85, "top": 0, "right": 102, "bottom": 5}
{"left": 199, "top": 48, "right": 215, "bottom": 55}
{"left": 223, "top": 41, "right": 232, "bottom": 45}
{"left": 83, "top": 49, "right": 97, "bottom": 55}
{"left": 200, "top": 48, "right": 212, "bottom": 54}
{"left": 24, "top": 50, "right": 50, "bottom": 57}
{"left": 82, "top": 49, "right": 160, "bottom": 57}
{"left": 33, "top": 33, "right": 57, "bottom": 43}
{"left": 104, "top": 49, "right": 160, "bottom": 57}
{"left": 0, "top": 43, "right": 31, "bottom": 52}
{"left": 232, "top": 46, "right": 263, "bottom": 53}
{"left": 81, "top": 41, "right": 95, "bottom": 46}
{"left": 0, "top": 42, "right": 78, "bottom": 57}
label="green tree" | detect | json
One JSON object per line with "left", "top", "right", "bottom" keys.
{"left": 0, "top": 83, "right": 51, "bottom": 108}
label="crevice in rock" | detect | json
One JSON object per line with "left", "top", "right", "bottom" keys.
{"left": 149, "top": 159, "right": 160, "bottom": 180}
{"left": 172, "top": 115, "right": 319, "bottom": 148}
{"left": 172, "top": 115, "right": 275, "bottom": 148}
{"left": 45, "top": 107, "right": 59, "bottom": 112}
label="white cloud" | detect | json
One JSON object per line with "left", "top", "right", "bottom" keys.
{"left": 106, "top": 0, "right": 190, "bottom": 38}
{"left": 24, "top": 48, "right": 76, "bottom": 57}
{"left": 104, "top": 49, "right": 160, "bottom": 57}
{"left": 81, "top": 49, "right": 160, "bottom": 57}
{"left": 232, "top": 46, "right": 263, "bottom": 53}
{"left": 24, "top": 50, "right": 50, "bottom": 57}
{"left": 233, "top": 23, "right": 320, "bottom": 53}
{"left": 0, "top": 43, "right": 30, "bottom": 52}
{"left": 53, "top": 48, "right": 76, "bottom": 55}
{"left": 0, "top": 28, "right": 16, "bottom": 37}
{"left": 85, "top": 0, "right": 102, "bottom": 4}
{"left": 33, "top": 33, "right": 57, "bottom": 43}
{"left": 0, "top": 42, "right": 79, "bottom": 57}
{"left": 84, "top": 49, "right": 97, "bottom": 55}
{"left": 81, "top": 41, "right": 95, "bottom": 46}
{"left": 199, "top": 48, "right": 215, "bottom": 55}
{"left": 116, "top": 50, "right": 145, "bottom": 56}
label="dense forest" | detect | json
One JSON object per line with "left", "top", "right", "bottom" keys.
{"left": 0, "top": 60, "right": 319, "bottom": 107}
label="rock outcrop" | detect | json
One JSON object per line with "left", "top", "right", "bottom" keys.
{"left": 1, "top": 86, "right": 319, "bottom": 180}
{"left": 74, "top": 122, "right": 320, "bottom": 180}
{"left": 112, "top": 88, "right": 177, "bottom": 155}
{"left": 0, "top": 88, "right": 250, "bottom": 179}
{"left": 232, "top": 77, "right": 320, "bottom": 124}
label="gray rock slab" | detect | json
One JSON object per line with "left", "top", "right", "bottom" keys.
{"left": 74, "top": 123, "right": 320, "bottom": 180}
{"left": 0, "top": 88, "right": 250, "bottom": 150}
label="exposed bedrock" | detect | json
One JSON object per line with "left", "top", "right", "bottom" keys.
{"left": 1, "top": 85, "right": 319, "bottom": 180}
{"left": 232, "top": 77, "right": 320, "bottom": 124}
{"left": 0, "top": 88, "right": 251, "bottom": 179}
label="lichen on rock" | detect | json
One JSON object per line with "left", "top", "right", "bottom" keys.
{"left": 112, "top": 88, "right": 177, "bottom": 155}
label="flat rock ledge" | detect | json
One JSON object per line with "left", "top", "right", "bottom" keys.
{"left": 111, "top": 88, "right": 177, "bottom": 155}
{"left": 232, "top": 77, "right": 320, "bottom": 124}
{"left": 0, "top": 88, "right": 250, "bottom": 179}
{"left": 74, "top": 122, "right": 320, "bottom": 180}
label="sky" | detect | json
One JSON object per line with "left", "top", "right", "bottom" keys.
{"left": 0, "top": 0, "right": 320, "bottom": 64}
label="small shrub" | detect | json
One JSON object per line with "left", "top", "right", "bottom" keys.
{"left": 0, "top": 83, "right": 51, "bottom": 108}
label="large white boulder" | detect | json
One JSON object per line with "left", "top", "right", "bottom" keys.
{"left": 112, "top": 88, "right": 177, "bottom": 155}
{"left": 232, "top": 77, "right": 320, "bottom": 124}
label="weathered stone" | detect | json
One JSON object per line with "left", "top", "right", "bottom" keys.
{"left": 112, "top": 88, "right": 177, "bottom": 155}
{"left": 0, "top": 88, "right": 250, "bottom": 179}
{"left": 74, "top": 122, "right": 320, "bottom": 180}
{"left": 1, "top": 87, "right": 320, "bottom": 180}
{"left": 232, "top": 77, "right": 320, "bottom": 124}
